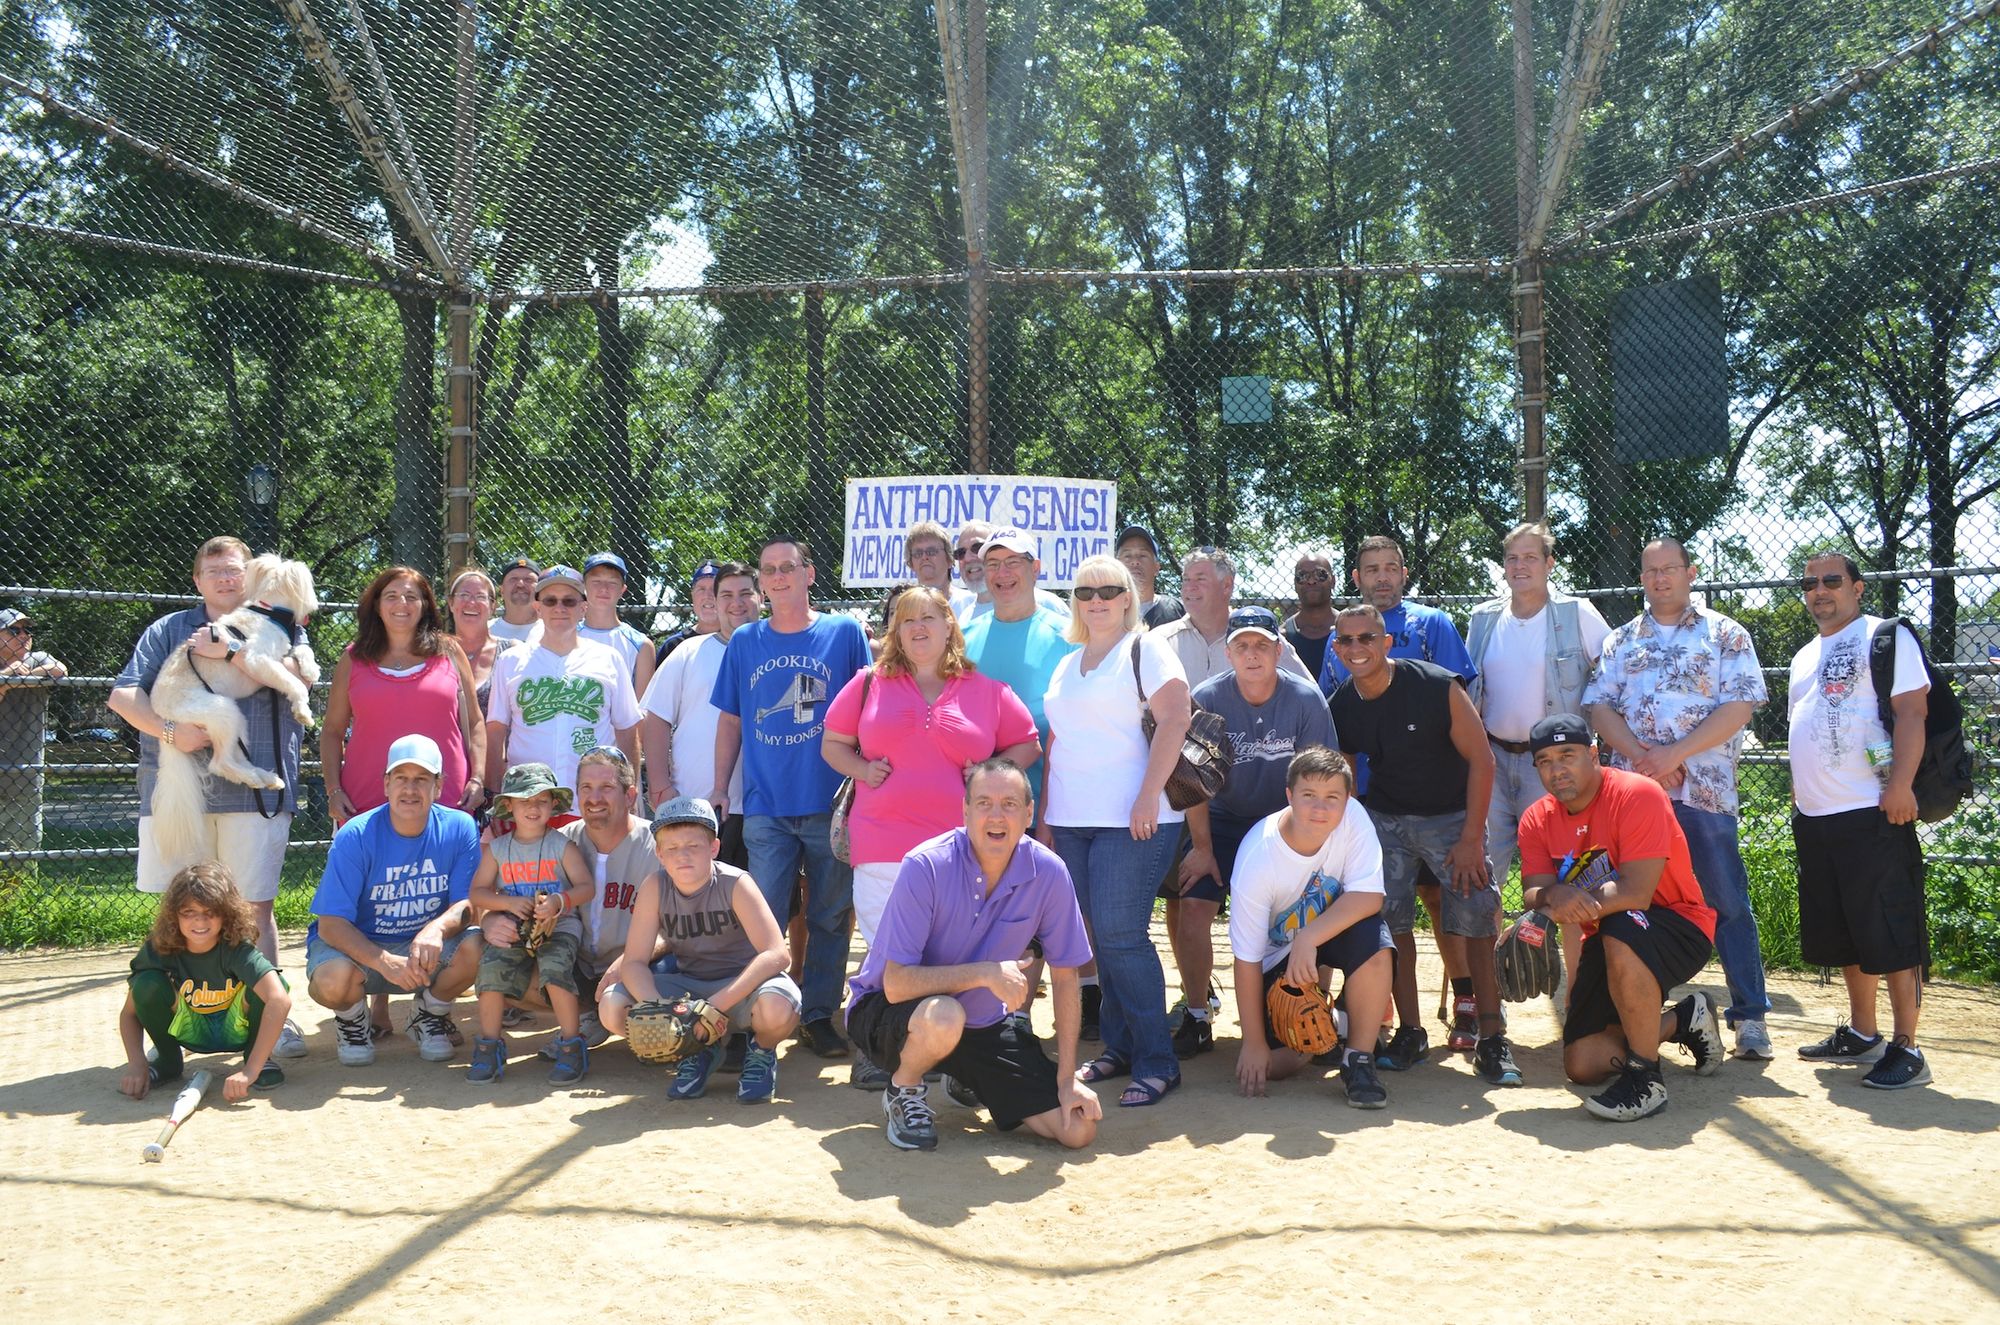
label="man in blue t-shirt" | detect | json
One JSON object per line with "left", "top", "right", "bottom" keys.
{"left": 959, "top": 528, "right": 1079, "bottom": 810}
{"left": 307, "top": 734, "right": 483, "bottom": 1069}
{"left": 709, "top": 536, "right": 871, "bottom": 1058}
{"left": 1319, "top": 535, "right": 1477, "bottom": 693}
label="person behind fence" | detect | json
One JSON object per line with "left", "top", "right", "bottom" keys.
{"left": 1228, "top": 747, "right": 1395, "bottom": 1109}
{"left": 1329, "top": 602, "right": 1519, "bottom": 1087}
{"left": 846, "top": 759, "right": 1100, "bottom": 1152}
{"left": 107, "top": 534, "right": 310, "bottom": 1062}
{"left": 822, "top": 584, "right": 1041, "bottom": 1088}
{"left": 486, "top": 564, "right": 641, "bottom": 798}
{"left": 1114, "top": 524, "right": 1185, "bottom": 629}
{"left": 904, "top": 519, "right": 977, "bottom": 618}
{"left": 490, "top": 556, "right": 541, "bottom": 644}
{"left": 465, "top": 762, "right": 596, "bottom": 1086}
{"left": 579, "top": 551, "right": 658, "bottom": 706}
{"left": 307, "top": 733, "right": 484, "bottom": 1068}
{"left": 322, "top": 566, "right": 486, "bottom": 828}
{"left": 1045, "top": 553, "right": 1191, "bottom": 1109}
{"left": 120, "top": 861, "right": 295, "bottom": 1102}
{"left": 1518, "top": 715, "right": 1723, "bottom": 1122}
{"left": 444, "top": 567, "right": 504, "bottom": 717}
{"left": 599, "top": 796, "right": 800, "bottom": 1104}
{"left": 1466, "top": 521, "right": 1611, "bottom": 994}
{"left": 0, "top": 606, "right": 66, "bottom": 857}
{"left": 1785, "top": 551, "right": 1935, "bottom": 1091}
{"left": 1318, "top": 534, "right": 1483, "bottom": 1053}
{"left": 1167, "top": 605, "right": 1338, "bottom": 1060}
{"left": 1585, "top": 537, "right": 1773, "bottom": 1060}
{"left": 642, "top": 560, "right": 761, "bottom": 867}
{"left": 709, "top": 535, "right": 870, "bottom": 1060}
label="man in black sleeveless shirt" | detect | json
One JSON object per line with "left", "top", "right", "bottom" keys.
{"left": 1328, "top": 604, "right": 1520, "bottom": 1087}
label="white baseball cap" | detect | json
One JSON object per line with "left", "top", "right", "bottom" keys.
{"left": 385, "top": 733, "right": 444, "bottom": 776}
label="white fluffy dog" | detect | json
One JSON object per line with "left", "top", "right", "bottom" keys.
{"left": 149, "top": 554, "right": 321, "bottom": 869}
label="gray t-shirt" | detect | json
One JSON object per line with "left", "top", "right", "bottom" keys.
{"left": 488, "top": 830, "right": 583, "bottom": 940}
{"left": 115, "top": 607, "right": 305, "bottom": 816}
{"left": 561, "top": 816, "right": 656, "bottom": 965}
{"left": 0, "top": 650, "right": 57, "bottom": 772}
{"left": 1190, "top": 669, "right": 1339, "bottom": 824}
{"left": 650, "top": 860, "right": 760, "bottom": 982}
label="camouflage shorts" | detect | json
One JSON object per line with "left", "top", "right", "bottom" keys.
{"left": 476, "top": 930, "right": 582, "bottom": 1000}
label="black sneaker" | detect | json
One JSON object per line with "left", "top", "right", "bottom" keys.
{"left": 1475, "top": 1034, "right": 1523, "bottom": 1086}
{"left": 1861, "top": 1043, "right": 1933, "bottom": 1090}
{"left": 1585, "top": 1057, "right": 1669, "bottom": 1121}
{"left": 1080, "top": 983, "right": 1102, "bottom": 1041}
{"left": 1339, "top": 1053, "right": 1388, "bottom": 1109}
{"left": 849, "top": 1046, "right": 891, "bottom": 1091}
{"left": 942, "top": 1073, "right": 981, "bottom": 1108}
{"left": 883, "top": 1083, "right": 939, "bottom": 1151}
{"left": 1374, "top": 1025, "right": 1430, "bottom": 1073}
{"left": 1798, "top": 1022, "right": 1886, "bottom": 1064}
{"left": 1171, "top": 1010, "right": 1214, "bottom": 1060}
{"left": 720, "top": 1031, "right": 748, "bottom": 1074}
{"left": 801, "top": 1017, "right": 850, "bottom": 1059}
{"left": 1671, "top": 992, "right": 1724, "bottom": 1077}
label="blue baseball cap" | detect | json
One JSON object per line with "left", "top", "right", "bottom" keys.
{"left": 582, "top": 552, "right": 629, "bottom": 580}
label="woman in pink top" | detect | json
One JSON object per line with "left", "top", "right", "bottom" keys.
{"left": 823, "top": 586, "right": 1040, "bottom": 945}
{"left": 322, "top": 566, "right": 487, "bottom": 825}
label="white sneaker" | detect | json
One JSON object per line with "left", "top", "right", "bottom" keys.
{"left": 406, "top": 1005, "right": 457, "bottom": 1062}
{"left": 273, "top": 1018, "right": 309, "bottom": 1059}
{"left": 1733, "top": 1019, "right": 1774, "bottom": 1060}
{"left": 335, "top": 1011, "right": 376, "bottom": 1067}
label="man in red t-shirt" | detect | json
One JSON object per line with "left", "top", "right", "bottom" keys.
{"left": 1518, "top": 715, "right": 1723, "bottom": 1121}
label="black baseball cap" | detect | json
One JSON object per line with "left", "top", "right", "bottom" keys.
{"left": 1529, "top": 714, "right": 1594, "bottom": 754}
{"left": 500, "top": 555, "right": 540, "bottom": 577}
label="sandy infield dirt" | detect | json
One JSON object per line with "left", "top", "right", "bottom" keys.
{"left": 3, "top": 928, "right": 1996, "bottom": 1323}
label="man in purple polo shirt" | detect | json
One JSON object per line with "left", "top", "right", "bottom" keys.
{"left": 846, "top": 759, "right": 1102, "bottom": 1152}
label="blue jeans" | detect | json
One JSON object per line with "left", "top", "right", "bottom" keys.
{"left": 1673, "top": 801, "right": 1770, "bottom": 1024}
{"left": 743, "top": 813, "right": 854, "bottom": 1025}
{"left": 1052, "top": 825, "right": 1178, "bottom": 1082}
{"left": 1483, "top": 743, "right": 1544, "bottom": 883}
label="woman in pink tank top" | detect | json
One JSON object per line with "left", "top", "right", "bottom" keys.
{"left": 322, "top": 566, "right": 487, "bottom": 824}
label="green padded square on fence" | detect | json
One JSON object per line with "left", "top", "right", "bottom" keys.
{"left": 1220, "top": 375, "right": 1272, "bottom": 424}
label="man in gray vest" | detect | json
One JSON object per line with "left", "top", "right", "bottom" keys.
{"left": 1466, "top": 522, "right": 1610, "bottom": 985}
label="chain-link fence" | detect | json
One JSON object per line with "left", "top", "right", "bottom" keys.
{"left": 1, "top": 0, "right": 1994, "bottom": 971}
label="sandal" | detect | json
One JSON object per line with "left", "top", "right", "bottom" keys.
{"left": 1118, "top": 1074, "right": 1182, "bottom": 1108}
{"left": 1076, "top": 1052, "right": 1131, "bottom": 1084}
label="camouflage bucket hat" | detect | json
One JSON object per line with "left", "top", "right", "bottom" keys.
{"left": 492, "top": 761, "right": 573, "bottom": 817}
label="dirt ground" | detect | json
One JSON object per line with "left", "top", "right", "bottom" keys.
{"left": 3, "top": 929, "right": 1997, "bottom": 1323}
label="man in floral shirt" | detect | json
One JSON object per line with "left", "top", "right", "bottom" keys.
{"left": 1584, "top": 538, "right": 1771, "bottom": 1059}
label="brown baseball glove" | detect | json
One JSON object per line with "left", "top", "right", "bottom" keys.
{"left": 523, "top": 892, "right": 558, "bottom": 955}
{"left": 1265, "top": 979, "right": 1341, "bottom": 1057}
{"left": 626, "top": 996, "right": 732, "bottom": 1064}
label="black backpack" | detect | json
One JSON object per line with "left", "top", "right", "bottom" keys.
{"left": 1870, "top": 617, "right": 1976, "bottom": 822}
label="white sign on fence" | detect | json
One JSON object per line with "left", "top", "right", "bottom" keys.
{"left": 841, "top": 475, "right": 1120, "bottom": 589}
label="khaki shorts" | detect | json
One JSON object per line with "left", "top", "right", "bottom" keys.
{"left": 137, "top": 812, "right": 292, "bottom": 902}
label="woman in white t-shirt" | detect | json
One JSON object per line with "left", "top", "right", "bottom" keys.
{"left": 1043, "top": 555, "right": 1192, "bottom": 1107}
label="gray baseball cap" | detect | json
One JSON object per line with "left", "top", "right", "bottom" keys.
{"left": 651, "top": 795, "right": 719, "bottom": 837}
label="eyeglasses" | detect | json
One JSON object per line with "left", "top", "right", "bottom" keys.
{"left": 986, "top": 555, "right": 1033, "bottom": 573}
{"left": 1335, "top": 632, "right": 1384, "bottom": 647}
{"left": 908, "top": 545, "right": 947, "bottom": 560}
{"left": 1799, "top": 573, "right": 1851, "bottom": 592}
{"left": 1294, "top": 570, "right": 1332, "bottom": 584}
{"left": 1640, "top": 563, "right": 1690, "bottom": 578}
{"left": 540, "top": 595, "right": 583, "bottom": 608}
{"left": 760, "top": 561, "right": 807, "bottom": 577}
{"left": 952, "top": 544, "right": 984, "bottom": 561}
{"left": 1073, "top": 584, "right": 1128, "bottom": 602}
{"left": 452, "top": 592, "right": 493, "bottom": 605}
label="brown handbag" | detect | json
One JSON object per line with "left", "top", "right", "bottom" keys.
{"left": 828, "top": 669, "right": 873, "bottom": 863}
{"left": 1130, "top": 638, "right": 1233, "bottom": 811}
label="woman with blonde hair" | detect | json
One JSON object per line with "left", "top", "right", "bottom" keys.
{"left": 823, "top": 585, "right": 1041, "bottom": 1086}
{"left": 443, "top": 566, "right": 503, "bottom": 714}
{"left": 1043, "top": 554, "right": 1192, "bottom": 1107}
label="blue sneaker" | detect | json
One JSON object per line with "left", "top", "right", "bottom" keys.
{"left": 467, "top": 1036, "right": 505, "bottom": 1085}
{"left": 547, "top": 1034, "right": 589, "bottom": 1085}
{"left": 737, "top": 1044, "right": 778, "bottom": 1104}
{"left": 669, "top": 1044, "right": 722, "bottom": 1100}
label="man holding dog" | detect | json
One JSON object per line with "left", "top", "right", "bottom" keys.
{"left": 108, "top": 535, "right": 310, "bottom": 1060}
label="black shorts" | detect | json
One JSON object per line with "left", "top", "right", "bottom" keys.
{"left": 1158, "top": 809, "right": 1256, "bottom": 905}
{"left": 847, "top": 992, "right": 1058, "bottom": 1131}
{"left": 719, "top": 813, "right": 749, "bottom": 871}
{"left": 1562, "top": 907, "right": 1713, "bottom": 1046}
{"left": 1257, "top": 919, "right": 1395, "bottom": 1050}
{"left": 1792, "top": 808, "right": 1928, "bottom": 975}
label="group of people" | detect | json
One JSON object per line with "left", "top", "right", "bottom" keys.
{"left": 107, "top": 517, "right": 1942, "bottom": 1155}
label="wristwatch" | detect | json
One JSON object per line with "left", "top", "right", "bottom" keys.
{"left": 225, "top": 638, "right": 244, "bottom": 663}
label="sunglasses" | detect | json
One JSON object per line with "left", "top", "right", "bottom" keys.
{"left": 1, "top": 625, "right": 30, "bottom": 636}
{"left": 580, "top": 745, "right": 631, "bottom": 765}
{"left": 1798, "top": 573, "right": 1851, "bottom": 592}
{"left": 1294, "top": 570, "right": 1332, "bottom": 584}
{"left": 1335, "top": 631, "right": 1384, "bottom": 647}
{"left": 1073, "top": 584, "right": 1127, "bottom": 602}
{"left": 952, "top": 544, "right": 984, "bottom": 560}
{"left": 540, "top": 595, "right": 583, "bottom": 608}
{"left": 760, "top": 561, "right": 807, "bottom": 577}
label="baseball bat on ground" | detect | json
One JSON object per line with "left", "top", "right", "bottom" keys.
{"left": 141, "top": 1070, "right": 213, "bottom": 1163}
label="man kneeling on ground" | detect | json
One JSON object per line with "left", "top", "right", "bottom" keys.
{"left": 1518, "top": 716, "right": 1724, "bottom": 1121}
{"left": 845, "top": 759, "right": 1101, "bottom": 1152}
{"left": 1229, "top": 746, "right": 1396, "bottom": 1108}
{"left": 598, "top": 796, "right": 800, "bottom": 1104}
